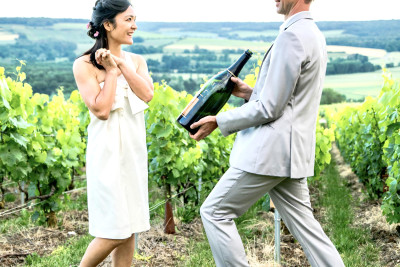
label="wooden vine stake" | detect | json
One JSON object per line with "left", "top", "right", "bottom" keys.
{"left": 163, "top": 181, "right": 176, "bottom": 234}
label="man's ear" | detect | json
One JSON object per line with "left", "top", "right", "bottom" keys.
{"left": 103, "top": 21, "right": 114, "bottom": 32}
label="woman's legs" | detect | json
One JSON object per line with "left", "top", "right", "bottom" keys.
{"left": 79, "top": 234, "right": 135, "bottom": 267}
{"left": 111, "top": 234, "right": 136, "bottom": 267}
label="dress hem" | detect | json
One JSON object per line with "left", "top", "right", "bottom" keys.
{"left": 89, "top": 225, "right": 151, "bottom": 240}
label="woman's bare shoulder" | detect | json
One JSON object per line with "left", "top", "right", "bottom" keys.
{"left": 73, "top": 55, "right": 92, "bottom": 69}
{"left": 73, "top": 55, "right": 97, "bottom": 76}
{"left": 126, "top": 51, "right": 146, "bottom": 63}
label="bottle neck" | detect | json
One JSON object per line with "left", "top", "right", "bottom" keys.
{"left": 227, "top": 51, "right": 252, "bottom": 77}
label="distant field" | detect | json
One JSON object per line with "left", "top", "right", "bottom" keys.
{"left": 229, "top": 30, "right": 279, "bottom": 38}
{"left": 326, "top": 45, "right": 387, "bottom": 58}
{"left": 370, "top": 51, "right": 400, "bottom": 66}
{"left": 164, "top": 37, "right": 271, "bottom": 52}
{"left": 321, "top": 30, "right": 356, "bottom": 38}
{"left": 141, "top": 38, "right": 178, "bottom": 47}
{"left": 1, "top": 20, "right": 400, "bottom": 101}
{"left": 0, "top": 31, "right": 17, "bottom": 42}
{"left": 324, "top": 67, "right": 400, "bottom": 99}
{"left": 52, "top": 23, "right": 86, "bottom": 30}
{"left": 158, "top": 30, "right": 219, "bottom": 39}
{"left": 134, "top": 31, "right": 171, "bottom": 39}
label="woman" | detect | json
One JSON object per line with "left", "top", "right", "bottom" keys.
{"left": 73, "top": 0, "right": 154, "bottom": 266}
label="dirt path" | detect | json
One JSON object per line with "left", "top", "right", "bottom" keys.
{"left": 331, "top": 143, "right": 400, "bottom": 267}
{"left": 1, "top": 144, "right": 399, "bottom": 266}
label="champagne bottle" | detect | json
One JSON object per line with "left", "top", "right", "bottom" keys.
{"left": 177, "top": 49, "right": 253, "bottom": 135}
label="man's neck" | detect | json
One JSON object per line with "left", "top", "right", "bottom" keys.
{"left": 284, "top": 3, "right": 310, "bottom": 20}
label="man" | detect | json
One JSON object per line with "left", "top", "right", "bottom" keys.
{"left": 189, "top": 0, "right": 345, "bottom": 266}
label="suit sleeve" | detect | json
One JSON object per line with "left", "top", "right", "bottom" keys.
{"left": 216, "top": 30, "right": 305, "bottom": 137}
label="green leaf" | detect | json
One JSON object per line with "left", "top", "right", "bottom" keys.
{"left": 28, "top": 183, "right": 37, "bottom": 198}
{"left": 0, "top": 145, "right": 25, "bottom": 166}
{"left": 172, "top": 169, "right": 180, "bottom": 178}
{"left": 0, "top": 77, "right": 12, "bottom": 102}
{"left": 35, "top": 151, "right": 47, "bottom": 163}
{"left": 1, "top": 96, "right": 10, "bottom": 109}
{"left": 157, "top": 124, "right": 173, "bottom": 138}
{"left": 31, "top": 211, "right": 40, "bottom": 222}
{"left": 386, "top": 122, "right": 400, "bottom": 137}
{"left": 10, "top": 133, "right": 29, "bottom": 148}
{"left": 9, "top": 117, "right": 31, "bottom": 129}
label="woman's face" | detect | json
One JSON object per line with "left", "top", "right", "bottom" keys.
{"left": 108, "top": 6, "right": 137, "bottom": 45}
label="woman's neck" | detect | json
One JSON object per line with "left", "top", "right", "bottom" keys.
{"left": 108, "top": 42, "right": 123, "bottom": 58}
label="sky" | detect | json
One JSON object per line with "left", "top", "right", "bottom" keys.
{"left": 0, "top": 0, "right": 399, "bottom": 22}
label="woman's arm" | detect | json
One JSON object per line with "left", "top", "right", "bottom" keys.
{"left": 73, "top": 50, "right": 119, "bottom": 120}
{"left": 112, "top": 53, "right": 154, "bottom": 102}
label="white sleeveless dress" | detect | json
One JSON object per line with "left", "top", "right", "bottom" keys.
{"left": 86, "top": 53, "right": 150, "bottom": 239}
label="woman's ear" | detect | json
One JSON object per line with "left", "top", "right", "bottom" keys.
{"left": 103, "top": 21, "right": 114, "bottom": 32}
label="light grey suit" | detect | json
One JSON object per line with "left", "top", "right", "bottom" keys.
{"left": 200, "top": 12, "right": 344, "bottom": 267}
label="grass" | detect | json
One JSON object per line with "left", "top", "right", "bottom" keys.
{"left": 1, "top": 158, "right": 385, "bottom": 267}
{"left": 181, "top": 195, "right": 274, "bottom": 267}
{"left": 24, "top": 234, "right": 92, "bottom": 267}
{"left": 182, "top": 238, "right": 215, "bottom": 267}
{"left": 0, "top": 209, "right": 36, "bottom": 234}
{"left": 179, "top": 158, "right": 384, "bottom": 267}
{"left": 312, "top": 161, "right": 381, "bottom": 267}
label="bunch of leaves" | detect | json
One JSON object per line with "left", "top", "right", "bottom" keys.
{"left": 334, "top": 71, "right": 400, "bottom": 223}
{"left": 146, "top": 82, "right": 204, "bottom": 223}
{"left": 334, "top": 96, "right": 387, "bottom": 199}
{"left": 312, "top": 122, "right": 335, "bottom": 181}
{"left": 0, "top": 65, "right": 87, "bottom": 226}
{"left": 377, "top": 72, "right": 400, "bottom": 223}
{"left": 146, "top": 82, "right": 235, "bottom": 223}
{"left": 0, "top": 62, "right": 34, "bottom": 206}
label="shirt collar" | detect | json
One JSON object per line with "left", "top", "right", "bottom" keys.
{"left": 279, "top": 11, "right": 313, "bottom": 33}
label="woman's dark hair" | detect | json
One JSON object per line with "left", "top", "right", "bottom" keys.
{"left": 80, "top": 0, "right": 132, "bottom": 69}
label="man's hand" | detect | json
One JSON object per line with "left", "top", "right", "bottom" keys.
{"left": 189, "top": 116, "right": 218, "bottom": 141}
{"left": 231, "top": 77, "right": 253, "bottom": 100}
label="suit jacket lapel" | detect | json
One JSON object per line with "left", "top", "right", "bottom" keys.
{"left": 261, "top": 44, "right": 274, "bottom": 67}
{"left": 257, "top": 43, "right": 274, "bottom": 80}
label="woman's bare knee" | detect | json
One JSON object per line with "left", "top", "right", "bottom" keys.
{"left": 103, "top": 237, "right": 131, "bottom": 248}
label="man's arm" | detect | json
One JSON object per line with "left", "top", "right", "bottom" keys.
{"left": 217, "top": 30, "right": 305, "bottom": 137}
{"left": 190, "top": 30, "right": 305, "bottom": 141}
{"left": 189, "top": 71, "right": 253, "bottom": 141}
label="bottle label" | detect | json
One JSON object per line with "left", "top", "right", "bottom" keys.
{"left": 181, "top": 97, "right": 199, "bottom": 117}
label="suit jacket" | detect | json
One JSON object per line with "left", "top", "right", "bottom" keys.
{"left": 216, "top": 11, "right": 327, "bottom": 178}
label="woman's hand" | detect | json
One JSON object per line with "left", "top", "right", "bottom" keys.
{"left": 231, "top": 77, "right": 253, "bottom": 101}
{"left": 111, "top": 54, "right": 129, "bottom": 70}
{"left": 95, "top": 49, "right": 118, "bottom": 72}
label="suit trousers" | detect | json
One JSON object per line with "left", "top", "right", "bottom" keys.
{"left": 200, "top": 167, "right": 344, "bottom": 267}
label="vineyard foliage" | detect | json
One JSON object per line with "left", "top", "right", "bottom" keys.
{"left": 0, "top": 63, "right": 334, "bottom": 225}
{"left": 0, "top": 63, "right": 89, "bottom": 225}
{"left": 328, "top": 72, "right": 400, "bottom": 224}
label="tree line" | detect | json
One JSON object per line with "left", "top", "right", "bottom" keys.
{"left": 2, "top": 17, "right": 399, "bottom": 51}
{"left": 0, "top": 35, "right": 76, "bottom": 61}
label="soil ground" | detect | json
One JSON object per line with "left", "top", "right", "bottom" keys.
{"left": 0, "top": 143, "right": 399, "bottom": 266}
